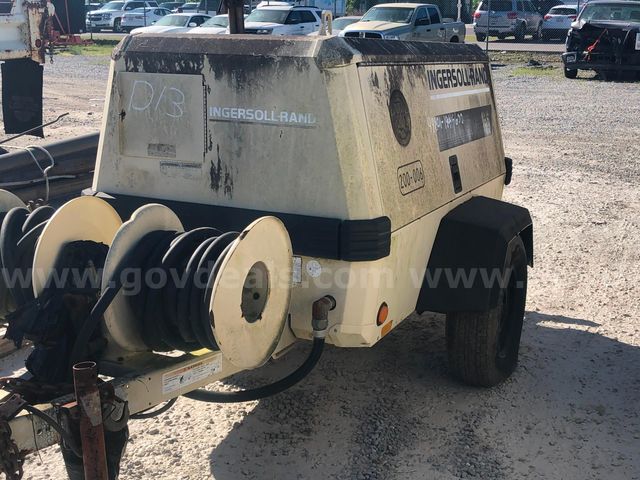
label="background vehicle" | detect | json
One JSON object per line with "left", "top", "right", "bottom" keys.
{"left": 121, "top": 6, "right": 171, "bottom": 31}
{"left": 176, "top": 1, "right": 199, "bottom": 10}
{"left": 131, "top": 11, "right": 210, "bottom": 31}
{"left": 542, "top": 4, "right": 577, "bottom": 39}
{"left": 308, "top": 15, "right": 360, "bottom": 36}
{"left": 340, "top": 3, "right": 464, "bottom": 42}
{"left": 252, "top": 0, "right": 345, "bottom": 16}
{"left": 86, "top": 0, "right": 159, "bottom": 32}
{"left": 159, "top": 1, "right": 183, "bottom": 8}
{"left": 85, "top": 2, "right": 104, "bottom": 13}
{"left": 473, "top": 0, "right": 544, "bottom": 41}
{"left": 241, "top": 5, "right": 320, "bottom": 35}
{"left": 532, "top": 0, "right": 564, "bottom": 15}
{"left": 562, "top": 0, "right": 640, "bottom": 79}
{"left": 187, "top": 13, "right": 242, "bottom": 33}
{"left": 173, "top": 1, "right": 218, "bottom": 14}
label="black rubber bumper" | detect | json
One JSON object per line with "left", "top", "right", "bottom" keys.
{"left": 562, "top": 51, "right": 640, "bottom": 71}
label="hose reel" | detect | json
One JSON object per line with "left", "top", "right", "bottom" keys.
{"left": 0, "top": 190, "right": 61, "bottom": 326}
{"left": 1, "top": 191, "right": 293, "bottom": 372}
{"left": 0, "top": 190, "right": 28, "bottom": 321}
{"left": 97, "top": 203, "right": 293, "bottom": 369}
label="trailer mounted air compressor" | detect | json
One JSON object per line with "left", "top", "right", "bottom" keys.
{"left": 0, "top": 35, "right": 532, "bottom": 479}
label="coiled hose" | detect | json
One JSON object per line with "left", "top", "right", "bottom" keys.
{"left": 0, "top": 205, "right": 55, "bottom": 321}
{"left": 68, "top": 227, "right": 241, "bottom": 369}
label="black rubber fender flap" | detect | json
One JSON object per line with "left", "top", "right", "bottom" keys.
{"left": 416, "top": 196, "right": 533, "bottom": 314}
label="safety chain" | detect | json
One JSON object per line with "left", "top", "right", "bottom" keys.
{"left": 0, "top": 394, "right": 27, "bottom": 480}
{"left": 0, "top": 377, "right": 73, "bottom": 405}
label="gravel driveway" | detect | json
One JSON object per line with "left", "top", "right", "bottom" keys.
{"left": 1, "top": 56, "right": 638, "bottom": 480}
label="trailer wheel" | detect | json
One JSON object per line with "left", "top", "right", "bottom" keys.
{"left": 446, "top": 236, "right": 527, "bottom": 387}
{"left": 476, "top": 33, "right": 486, "bottom": 42}
{"left": 564, "top": 67, "right": 578, "bottom": 79}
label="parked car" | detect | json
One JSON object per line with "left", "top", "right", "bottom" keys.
{"left": 542, "top": 4, "right": 577, "bottom": 39}
{"left": 473, "top": 0, "right": 544, "bottom": 41}
{"left": 159, "top": 1, "right": 183, "bottom": 9}
{"left": 532, "top": 0, "right": 564, "bottom": 15}
{"left": 340, "top": 3, "right": 465, "bottom": 42}
{"left": 173, "top": 2, "right": 218, "bottom": 14}
{"left": 254, "top": 1, "right": 292, "bottom": 7}
{"left": 86, "top": 0, "right": 159, "bottom": 32}
{"left": 308, "top": 15, "right": 361, "bottom": 36}
{"left": 85, "top": 3, "right": 104, "bottom": 13}
{"left": 121, "top": 7, "right": 171, "bottom": 31}
{"left": 240, "top": 5, "right": 321, "bottom": 35}
{"left": 187, "top": 13, "right": 250, "bottom": 33}
{"left": 562, "top": 0, "right": 640, "bottom": 79}
{"left": 130, "top": 11, "right": 210, "bottom": 32}
{"left": 174, "top": 2, "right": 198, "bottom": 10}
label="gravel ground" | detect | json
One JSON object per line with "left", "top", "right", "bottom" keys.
{"left": 1, "top": 56, "right": 639, "bottom": 480}
{"left": 0, "top": 56, "right": 109, "bottom": 148}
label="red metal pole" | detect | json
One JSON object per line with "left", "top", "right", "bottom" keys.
{"left": 73, "top": 361, "right": 109, "bottom": 480}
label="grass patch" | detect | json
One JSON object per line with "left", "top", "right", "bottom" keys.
{"left": 490, "top": 51, "right": 563, "bottom": 65}
{"left": 60, "top": 40, "right": 119, "bottom": 56}
{"left": 511, "top": 66, "right": 558, "bottom": 77}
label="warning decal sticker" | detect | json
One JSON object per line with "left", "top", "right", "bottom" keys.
{"left": 162, "top": 354, "right": 223, "bottom": 395}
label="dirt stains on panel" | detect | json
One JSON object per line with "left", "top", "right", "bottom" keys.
{"left": 124, "top": 53, "right": 204, "bottom": 75}
{"left": 383, "top": 64, "right": 429, "bottom": 94}
{"left": 210, "top": 144, "right": 234, "bottom": 198}
{"left": 207, "top": 130, "right": 213, "bottom": 153}
{"left": 370, "top": 71, "right": 380, "bottom": 89}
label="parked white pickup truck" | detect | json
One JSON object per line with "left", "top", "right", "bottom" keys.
{"left": 340, "top": 2, "right": 464, "bottom": 42}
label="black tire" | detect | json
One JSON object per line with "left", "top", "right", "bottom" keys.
{"left": 533, "top": 22, "right": 542, "bottom": 40}
{"left": 446, "top": 236, "right": 528, "bottom": 387}
{"left": 476, "top": 33, "right": 486, "bottom": 42}
{"left": 497, "top": 33, "right": 506, "bottom": 40}
{"left": 450, "top": 36, "right": 459, "bottom": 43}
{"left": 514, "top": 23, "right": 526, "bottom": 41}
{"left": 564, "top": 67, "right": 578, "bottom": 79}
{"left": 542, "top": 31, "right": 550, "bottom": 41}
{"left": 113, "top": 18, "right": 122, "bottom": 33}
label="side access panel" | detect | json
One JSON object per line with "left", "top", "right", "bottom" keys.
{"left": 357, "top": 62, "right": 505, "bottom": 231}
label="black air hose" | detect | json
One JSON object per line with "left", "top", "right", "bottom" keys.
{"left": 183, "top": 296, "right": 334, "bottom": 404}
{"left": 183, "top": 337, "right": 326, "bottom": 403}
